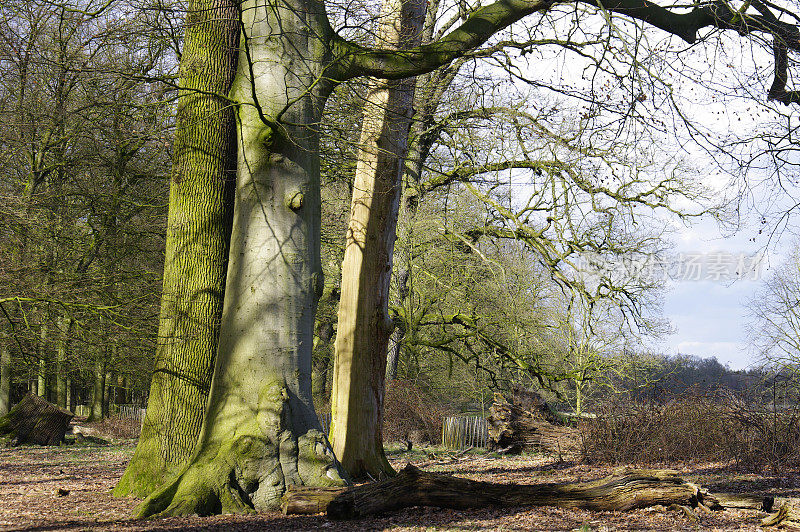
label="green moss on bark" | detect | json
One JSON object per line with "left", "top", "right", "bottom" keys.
{"left": 137, "top": 384, "right": 345, "bottom": 517}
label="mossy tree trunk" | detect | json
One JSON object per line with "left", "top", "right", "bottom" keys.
{"left": 330, "top": 0, "right": 426, "bottom": 481}
{"left": 136, "top": 1, "right": 347, "bottom": 517}
{"left": 114, "top": 0, "right": 240, "bottom": 498}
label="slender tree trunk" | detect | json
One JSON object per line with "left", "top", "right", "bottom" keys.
{"left": 103, "top": 369, "right": 113, "bottom": 417}
{"left": 312, "top": 320, "right": 334, "bottom": 407}
{"left": 55, "top": 317, "right": 71, "bottom": 409}
{"left": 331, "top": 0, "right": 426, "bottom": 480}
{"left": 88, "top": 359, "right": 105, "bottom": 421}
{"left": 0, "top": 346, "right": 10, "bottom": 416}
{"left": 66, "top": 378, "right": 73, "bottom": 413}
{"left": 37, "top": 325, "right": 47, "bottom": 399}
{"left": 114, "top": 0, "right": 240, "bottom": 498}
{"left": 136, "top": 1, "right": 345, "bottom": 517}
{"left": 37, "top": 359, "right": 46, "bottom": 400}
{"left": 386, "top": 268, "right": 410, "bottom": 380}
{"left": 117, "top": 375, "right": 127, "bottom": 405}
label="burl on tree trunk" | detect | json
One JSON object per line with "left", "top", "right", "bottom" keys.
{"left": 0, "top": 393, "right": 74, "bottom": 445}
{"left": 487, "top": 389, "right": 579, "bottom": 456}
{"left": 282, "top": 464, "right": 735, "bottom": 518}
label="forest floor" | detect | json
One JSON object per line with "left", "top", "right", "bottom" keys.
{"left": 2, "top": 434, "right": 800, "bottom": 531}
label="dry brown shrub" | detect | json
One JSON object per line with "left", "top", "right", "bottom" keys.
{"left": 382, "top": 379, "right": 456, "bottom": 444}
{"left": 580, "top": 390, "right": 800, "bottom": 470}
{"left": 85, "top": 416, "right": 142, "bottom": 440}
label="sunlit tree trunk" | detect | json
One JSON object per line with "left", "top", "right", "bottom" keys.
{"left": 114, "top": 0, "right": 240, "bottom": 498}
{"left": 37, "top": 325, "right": 48, "bottom": 400}
{"left": 330, "top": 0, "right": 426, "bottom": 480}
{"left": 136, "top": 1, "right": 346, "bottom": 516}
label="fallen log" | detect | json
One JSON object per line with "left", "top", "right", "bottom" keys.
{"left": 71, "top": 425, "right": 111, "bottom": 444}
{"left": 282, "top": 464, "right": 723, "bottom": 518}
{"left": 0, "top": 393, "right": 73, "bottom": 446}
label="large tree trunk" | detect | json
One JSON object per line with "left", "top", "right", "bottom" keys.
{"left": 0, "top": 346, "right": 10, "bottom": 416}
{"left": 330, "top": 0, "right": 426, "bottom": 481}
{"left": 114, "top": 0, "right": 240, "bottom": 498}
{"left": 0, "top": 393, "right": 74, "bottom": 446}
{"left": 282, "top": 464, "right": 726, "bottom": 518}
{"left": 135, "top": 2, "right": 345, "bottom": 517}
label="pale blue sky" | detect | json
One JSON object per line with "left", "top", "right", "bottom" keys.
{"left": 659, "top": 219, "right": 784, "bottom": 370}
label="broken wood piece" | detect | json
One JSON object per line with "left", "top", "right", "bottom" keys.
{"left": 281, "top": 486, "right": 345, "bottom": 515}
{"left": 714, "top": 492, "right": 774, "bottom": 511}
{"left": 0, "top": 393, "right": 73, "bottom": 445}
{"left": 322, "top": 464, "right": 720, "bottom": 519}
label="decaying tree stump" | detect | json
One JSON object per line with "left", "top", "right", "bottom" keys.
{"left": 487, "top": 389, "right": 579, "bottom": 455}
{"left": 282, "top": 463, "right": 727, "bottom": 518}
{"left": 0, "top": 393, "right": 74, "bottom": 445}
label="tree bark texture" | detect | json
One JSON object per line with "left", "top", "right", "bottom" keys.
{"left": 281, "top": 463, "right": 726, "bottom": 518}
{"left": 0, "top": 346, "right": 10, "bottom": 416}
{"left": 331, "top": 0, "right": 427, "bottom": 481}
{"left": 135, "top": 1, "right": 347, "bottom": 517}
{"left": 88, "top": 359, "right": 104, "bottom": 422}
{"left": 114, "top": 0, "right": 240, "bottom": 498}
{"left": 0, "top": 393, "right": 74, "bottom": 445}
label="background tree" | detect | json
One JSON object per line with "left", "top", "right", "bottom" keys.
{"left": 0, "top": 0, "right": 171, "bottom": 416}
{"left": 748, "top": 244, "right": 800, "bottom": 376}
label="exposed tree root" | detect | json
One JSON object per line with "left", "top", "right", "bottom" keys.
{"left": 136, "top": 384, "right": 346, "bottom": 517}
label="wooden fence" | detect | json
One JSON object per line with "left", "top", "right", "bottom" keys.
{"left": 442, "top": 415, "right": 489, "bottom": 450}
{"left": 117, "top": 404, "right": 146, "bottom": 421}
{"left": 73, "top": 404, "right": 145, "bottom": 420}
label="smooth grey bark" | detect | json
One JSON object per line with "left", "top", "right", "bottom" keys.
{"left": 136, "top": 1, "right": 345, "bottom": 516}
